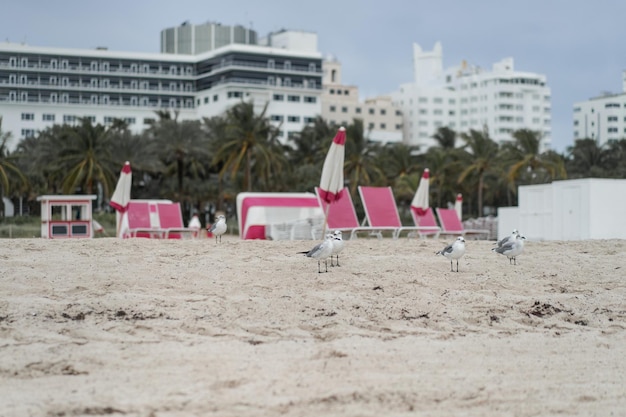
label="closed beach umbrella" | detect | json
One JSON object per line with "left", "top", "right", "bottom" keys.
{"left": 410, "top": 168, "right": 430, "bottom": 216}
{"left": 110, "top": 161, "right": 132, "bottom": 237}
{"left": 319, "top": 127, "right": 346, "bottom": 232}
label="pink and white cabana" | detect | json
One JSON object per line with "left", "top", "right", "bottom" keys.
{"left": 236, "top": 192, "right": 325, "bottom": 240}
{"left": 37, "top": 195, "right": 97, "bottom": 239}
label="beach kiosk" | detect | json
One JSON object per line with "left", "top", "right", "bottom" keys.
{"left": 37, "top": 195, "right": 97, "bottom": 239}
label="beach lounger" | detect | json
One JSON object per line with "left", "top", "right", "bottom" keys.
{"left": 436, "top": 207, "right": 491, "bottom": 240}
{"left": 410, "top": 207, "right": 441, "bottom": 239}
{"left": 314, "top": 187, "right": 378, "bottom": 240}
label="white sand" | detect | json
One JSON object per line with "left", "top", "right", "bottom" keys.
{"left": 1, "top": 236, "right": 625, "bottom": 416}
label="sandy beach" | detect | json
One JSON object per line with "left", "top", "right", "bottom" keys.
{"left": 1, "top": 236, "right": 625, "bottom": 416}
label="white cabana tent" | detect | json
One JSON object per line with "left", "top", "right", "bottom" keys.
{"left": 497, "top": 178, "right": 626, "bottom": 241}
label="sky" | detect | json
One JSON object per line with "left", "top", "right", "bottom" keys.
{"left": 2, "top": 0, "right": 625, "bottom": 153}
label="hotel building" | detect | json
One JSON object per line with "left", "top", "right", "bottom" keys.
{"left": 0, "top": 25, "right": 323, "bottom": 149}
{"left": 572, "top": 71, "right": 626, "bottom": 146}
{"left": 392, "top": 42, "right": 552, "bottom": 151}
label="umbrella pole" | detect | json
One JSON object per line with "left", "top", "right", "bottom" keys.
{"left": 322, "top": 204, "right": 330, "bottom": 238}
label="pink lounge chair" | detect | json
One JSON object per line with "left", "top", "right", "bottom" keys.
{"left": 435, "top": 208, "right": 490, "bottom": 240}
{"left": 124, "top": 200, "right": 192, "bottom": 239}
{"left": 410, "top": 207, "right": 441, "bottom": 239}
{"left": 358, "top": 186, "right": 441, "bottom": 239}
{"left": 315, "top": 187, "right": 379, "bottom": 240}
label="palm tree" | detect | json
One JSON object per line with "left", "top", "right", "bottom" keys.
{"left": 213, "top": 101, "right": 286, "bottom": 192}
{"left": 432, "top": 126, "right": 457, "bottom": 149}
{"left": 144, "top": 110, "right": 210, "bottom": 202}
{"left": 503, "top": 129, "right": 566, "bottom": 187}
{"left": 43, "top": 118, "right": 118, "bottom": 196}
{"left": 457, "top": 127, "right": 500, "bottom": 217}
{"left": 565, "top": 138, "right": 611, "bottom": 178}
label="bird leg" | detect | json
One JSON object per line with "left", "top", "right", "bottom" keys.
{"left": 450, "top": 260, "right": 454, "bottom": 272}
{"left": 336, "top": 255, "right": 340, "bottom": 267}
{"left": 325, "top": 259, "right": 328, "bottom": 273}
{"left": 456, "top": 259, "right": 459, "bottom": 272}
{"left": 318, "top": 260, "right": 322, "bottom": 274}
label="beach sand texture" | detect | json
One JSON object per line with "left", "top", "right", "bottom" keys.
{"left": 1, "top": 236, "right": 625, "bottom": 416}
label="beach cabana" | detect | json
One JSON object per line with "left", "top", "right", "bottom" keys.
{"left": 236, "top": 192, "right": 324, "bottom": 240}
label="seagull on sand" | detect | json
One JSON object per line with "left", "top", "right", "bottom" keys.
{"left": 436, "top": 236, "right": 466, "bottom": 272}
{"left": 495, "top": 229, "right": 519, "bottom": 248}
{"left": 298, "top": 234, "right": 334, "bottom": 273}
{"left": 492, "top": 234, "right": 525, "bottom": 265}
{"left": 207, "top": 215, "right": 227, "bottom": 243}
{"left": 329, "top": 230, "right": 345, "bottom": 267}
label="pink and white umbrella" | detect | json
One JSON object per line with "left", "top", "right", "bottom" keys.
{"left": 410, "top": 168, "right": 430, "bottom": 216}
{"left": 110, "top": 161, "right": 132, "bottom": 237}
{"left": 454, "top": 193, "right": 463, "bottom": 221}
{"left": 319, "top": 127, "right": 346, "bottom": 233}
{"left": 318, "top": 127, "right": 346, "bottom": 204}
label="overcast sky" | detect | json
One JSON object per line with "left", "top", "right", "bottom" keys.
{"left": 2, "top": 0, "right": 625, "bottom": 152}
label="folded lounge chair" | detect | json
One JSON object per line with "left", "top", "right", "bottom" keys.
{"left": 358, "top": 186, "right": 441, "bottom": 239}
{"left": 435, "top": 207, "right": 491, "bottom": 240}
{"left": 410, "top": 207, "right": 441, "bottom": 239}
{"left": 315, "top": 187, "right": 379, "bottom": 240}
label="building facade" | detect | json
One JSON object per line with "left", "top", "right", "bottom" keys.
{"left": 392, "top": 42, "right": 552, "bottom": 151}
{"left": 573, "top": 71, "right": 626, "bottom": 145}
{"left": 321, "top": 56, "right": 403, "bottom": 143}
{"left": 0, "top": 30, "right": 323, "bottom": 149}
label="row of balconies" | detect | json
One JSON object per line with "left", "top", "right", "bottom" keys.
{"left": 0, "top": 58, "right": 322, "bottom": 79}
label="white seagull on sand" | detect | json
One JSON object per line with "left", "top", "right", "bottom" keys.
{"left": 492, "top": 234, "right": 525, "bottom": 265}
{"left": 436, "top": 236, "right": 466, "bottom": 272}
{"left": 298, "top": 234, "right": 334, "bottom": 273}
{"left": 208, "top": 215, "right": 227, "bottom": 243}
{"left": 495, "top": 229, "right": 519, "bottom": 248}
{"left": 329, "top": 230, "right": 345, "bottom": 267}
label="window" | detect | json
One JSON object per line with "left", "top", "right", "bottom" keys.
{"left": 605, "top": 103, "right": 620, "bottom": 108}
{"left": 368, "top": 123, "right": 374, "bottom": 129}
{"left": 63, "top": 115, "right": 76, "bottom": 123}
{"left": 271, "top": 115, "right": 284, "bottom": 122}
{"left": 368, "top": 108, "right": 375, "bottom": 115}
{"left": 303, "top": 96, "right": 316, "bottom": 103}
{"left": 304, "top": 117, "right": 315, "bottom": 123}
{"left": 21, "top": 129, "right": 35, "bottom": 137}
{"left": 204, "top": 97, "right": 209, "bottom": 104}
{"left": 213, "top": 95, "right": 218, "bottom": 102}
{"left": 608, "top": 116, "right": 618, "bottom": 122}
{"left": 124, "top": 117, "right": 136, "bottom": 125}
{"left": 608, "top": 127, "right": 618, "bottom": 133}
{"left": 21, "top": 113, "right": 34, "bottom": 121}
{"left": 43, "top": 114, "right": 55, "bottom": 122}
{"left": 380, "top": 123, "right": 386, "bottom": 129}
{"left": 273, "top": 94, "right": 284, "bottom": 101}
{"left": 287, "top": 95, "right": 300, "bottom": 102}
{"left": 287, "top": 116, "right": 300, "bottom": 123}
{"left": 395, "top": 110, "right": 402, "bottom": 116}
{"left": 227, "top": 91, "right": 243, "bottom": 98}
{"left": 341, "top": 106, "right": 348, "bottom": 113}
{"left": 329, "top": 105, "right": 336, "bottom": 112}
{"left": 355, "top": 107, "right": 362, "bottom": 114}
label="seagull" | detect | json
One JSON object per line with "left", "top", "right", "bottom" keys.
{"left": 207, "top": 215, "right": 227, "bottom": 243}
{"left": 329, "top": 230, "right": 345, "bottom": 267}
{"left": 436, "top": 236, "right": 466, "bottom": 272}
{"left": 495, "top": 229, "right": 519, "bottom": 248}
{"left": 298, "top": 234, "right": 334, "bottom": 273}
{"left": 492, "top": 234, "right": 526, "bottom": 265}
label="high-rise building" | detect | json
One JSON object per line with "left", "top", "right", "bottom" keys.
{"left": 0, "top": 29, "right": 322, "bottom": 149}
{"left": 573, "top": 70, "right": 626, "bottom": 145}
{"left": 392, "top": 42, "right": 552, "bottom": 151}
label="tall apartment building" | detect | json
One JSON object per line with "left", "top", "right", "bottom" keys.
{"left": 392, "top": 42, "right": 552, "bottom": 151}
{"left": 0, "top": 27, "right": 323, "bottom": 149}
{"left": 321, "top": 56, "right": 402, "bottom": 143}
{"left": 573, "top": 71, "right": 626, "bottom": 145}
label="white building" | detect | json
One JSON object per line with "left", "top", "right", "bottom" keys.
{"left": 0, "top": 28, "right": 323, "bottom": 149}
{"left": 321, "top": 56, "right": 403, "bottom": 143}
{"left": 573, "top": 71, "right": 626, "bottom": 146}
{"left": 392, "top": 42, "right": 552, "bottom": 151}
